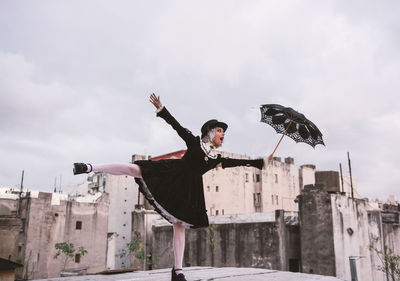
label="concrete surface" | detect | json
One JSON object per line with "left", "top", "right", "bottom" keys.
{"left": 35, "top": 267, "right": 345, "bottom": 281}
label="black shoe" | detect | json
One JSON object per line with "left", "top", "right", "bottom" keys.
{"left": 171, "top": 267, "right": 187, "bottom": 281}
{"left": 73, "top": 163, "right": 91, "bottom": 175}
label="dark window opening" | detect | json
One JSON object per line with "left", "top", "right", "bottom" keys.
{"left": 254, "top": 193, "right": 261, "bottom": 206}
{"left": 20, "top": 219, "right": 26, "bottom": 233}
{"left": 76, "top": 221, "right": 82, "bottom": 230}
{"left": 75, "top": 254, "right": 81, "bottom": 263}
{"left": 289, "top": 259, "right": 299, "bottom": 272}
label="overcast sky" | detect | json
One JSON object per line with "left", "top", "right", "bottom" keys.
{"left": 1, "top": 1, "right": 399, "bottom": 200}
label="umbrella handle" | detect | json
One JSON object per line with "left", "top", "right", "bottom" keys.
{"left": 270, "top": 121, "right": 293, "bottom": 159}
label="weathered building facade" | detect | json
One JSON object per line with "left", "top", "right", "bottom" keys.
{"left": 0, "top": 189, "right": 109, "bottom": 280}
{"left": 132, "top": 210, "right": 300, "bottom": 271}
{"left": 131, "top": 184, "right": 399, "bottom": 281}
{"left": 298, "top": 185, "right": 395, "bottom": 281}
{"left": 68, "top": 156, "right": 144, "bottom": 270}
{"left": 151, "top": 150, "right": 313, "bottom": 216}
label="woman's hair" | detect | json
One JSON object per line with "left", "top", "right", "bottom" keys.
{"left": 201, "top": 128, "right": 216, "bottom": 143}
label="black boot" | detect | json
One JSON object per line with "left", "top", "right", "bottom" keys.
{"left": 73, "top": 163, "right": 92, "bottom": 175}
{"left": 171, "top": 268, "right": 187, "bottom": 281}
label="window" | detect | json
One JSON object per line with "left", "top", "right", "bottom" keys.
{"left": 20, "top": 219, "right": 26, "bottom": 233}
{"left": 272, "top": 195, "right": 274, "bottom": 205}
{"left": 76, "top": 221, "right": 82, "bottom": 230}
{"left": 245, "top": 173, "right": 249, "bottom": 182}
{"left": 222, "top": 209, "right": 224, "bottom": 215}
{"left": 216, "top": 210, "right": 219, "bottom": 215}
{"left": 216, "top": 186, "right": 219, "bottom": 192}
{"left": 207, "top": 186, "right": 210, "bottom": 192}
{"left": 75, "top": 254, "right": 81, "bottom": 263}
{"left": 275, "top": 174, "right": 278, "bottom": 183}
{"left": 276, "top": 195, "right": 279, "bottom": 205}
{"left": 256, "top": 174, "right": 260, "bottom": 182}
{"left": 254, "top": 193, "right": 261, "bottom": 205}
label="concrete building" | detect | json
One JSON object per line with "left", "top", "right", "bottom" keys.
{"left": 68, "top": 173, "right": 139, "bottom": 270}
{"left": 298, "top": 184, "right": 398, "bottom": 281}
{"left": 0, "top": 188, "right": 109, "bottom": 280}
{"left": 67, "top": 155, "right": 147, "bottom": 270}
{"left": 131, "top": 184, "right": 400, "bottom": 281}
{"left": 152, "top": 150, "right": 311, "bottom": 216}
{"left": 135, "top": 210, "right": 300, "bottom": 272}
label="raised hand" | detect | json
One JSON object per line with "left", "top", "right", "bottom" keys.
{"left": 149, "top": 93, "right": 163, "bottom": 110}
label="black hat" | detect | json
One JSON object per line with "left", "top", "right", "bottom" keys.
{"left": 201, "top": 119, "right": 228, "bottom": 138}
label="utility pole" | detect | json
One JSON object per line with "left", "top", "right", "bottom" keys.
{"left": 17, "top": 170, "right": 24, "bottom": 216}
{"left": 59, "top": 174, "right": 62, "bottom": 193}
{"left": 339, "top": 163, "right": 344, "bottom": 193}
{"left": 347, "top": 152, "right": 354, "bottom": 199}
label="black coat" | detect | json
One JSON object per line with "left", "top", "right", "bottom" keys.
{"left": 135, "top": 107, "right": 264, "bottom": 228}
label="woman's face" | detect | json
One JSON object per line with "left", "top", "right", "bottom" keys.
{"left": 211, "top": 127, "right": 225, "bottom": 147}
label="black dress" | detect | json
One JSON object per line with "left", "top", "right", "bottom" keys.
{"left": 134, "top": 107, "right": 264, "bottom": 229}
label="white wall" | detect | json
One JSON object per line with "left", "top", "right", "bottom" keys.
{"left": 203, "top": 152, "right": 301, "bottom": 216}
{"left": 103, "top": 174, "right": 139, "bottom": 269}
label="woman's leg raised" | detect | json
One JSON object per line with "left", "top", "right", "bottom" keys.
{"left": 90, "top": 163, "right": 142, "bottom": 178}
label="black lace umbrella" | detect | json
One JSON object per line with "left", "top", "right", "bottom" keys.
{"left": 260, "top": 104, "right": 324, "bottom": 157}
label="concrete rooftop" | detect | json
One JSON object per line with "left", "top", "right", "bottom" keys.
{"left": 35, "top": 267, "right": 345, "bottom": 281}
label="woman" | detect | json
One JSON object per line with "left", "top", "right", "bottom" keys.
{"left": 73, "top": 93, "right": 264, "bottom": 281}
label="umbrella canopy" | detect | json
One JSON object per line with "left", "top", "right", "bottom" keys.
{"left": 260, "top": 104, "right": 325, "bottom": 148}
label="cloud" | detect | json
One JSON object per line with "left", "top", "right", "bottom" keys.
{"left": 0, "top": 1, "right": 399, "bottom": 200}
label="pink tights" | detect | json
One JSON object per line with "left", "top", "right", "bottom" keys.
{"left": 90, "top": 163, "right": 186, "bottom": 272}
{"left": 173, "top": 223, "right": 185, "bottom": 274}
{"left": 91, "top": 163, "right": 142, "bottom": 178}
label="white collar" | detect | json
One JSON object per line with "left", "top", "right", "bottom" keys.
{"left": 200, "top": 140, "right": 218, "bottom": 159}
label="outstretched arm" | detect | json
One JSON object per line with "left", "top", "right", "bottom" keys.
{"left": 221, "top": 157, "right": 264, "bottom": 170}
{"left": 149, "top": 93, "right": 196, "bottom": 145}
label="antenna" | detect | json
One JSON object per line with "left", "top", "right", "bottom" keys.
{"left": 59, "top": 174, "right": 62, "bottom": 193}
{"left": 20, "top": 170, "right": 24, "bottom": 194}
{"left": 18, "top": 170, "right": 24, "bottom": 216}
{"left": 347, "top": 152, "right": 354, "bottom": 199}
{"left": 54, "top": 177, "right": 57, "bottom": 193}
{"left": 339, "top": 163, "right": 344, "bottom": 193}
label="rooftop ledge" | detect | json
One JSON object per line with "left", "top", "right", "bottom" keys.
{"left": 35, "top": 267, "right": 344, "bottom": 281}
